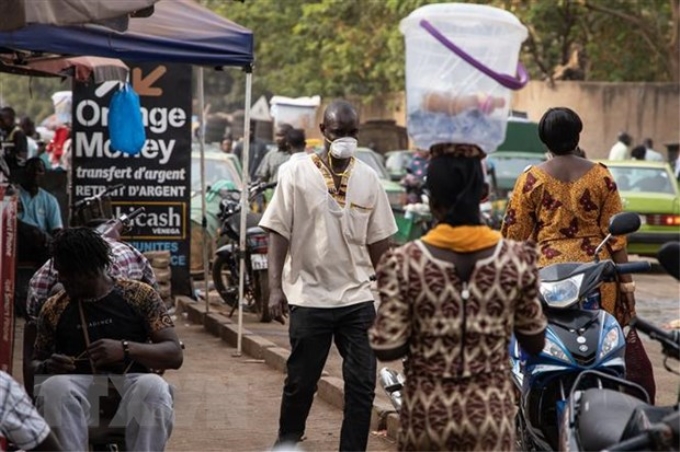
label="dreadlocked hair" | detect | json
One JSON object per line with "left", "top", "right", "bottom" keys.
{"left": 51, "top": 228, "right": 113, "bottom": 275}
{"left": 426, "top": 153, "right": 485, "bottom": 227}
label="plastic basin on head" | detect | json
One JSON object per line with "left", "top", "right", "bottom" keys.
{"left": 400, "top": 3, "right": 529, "bottom": 153}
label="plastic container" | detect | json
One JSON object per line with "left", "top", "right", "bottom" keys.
{"left": 270, "top": 95, "right": 321, "bottom": 130}
{"left": 400, "top": 3, "right": 528, "bottom": 153}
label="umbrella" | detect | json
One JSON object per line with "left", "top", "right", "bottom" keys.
{"left": 0, "top": 0, "right": 159, "bottom": 32}
{"left": 26, "top": 56, "right": 129, "bottom": 83}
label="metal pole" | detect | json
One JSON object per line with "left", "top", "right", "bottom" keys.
{"left": 198, "top": 67, "right": 209, "bottom": 313}
{"left": 236, "top": 69, "right": 253, "bottom": 357}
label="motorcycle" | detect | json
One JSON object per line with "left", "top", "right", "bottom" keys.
{"left": 212, "top": 181, "right": 277, "bottom": 323}
{"left": 510, "top": 211, "right": 652, "bottom": 450}
{"left": 559, "top": 241, "right": 680, "bottom": 452}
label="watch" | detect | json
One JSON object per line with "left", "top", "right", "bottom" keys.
{"left": 121, "top": 340, "right": 131, "bottom": 363}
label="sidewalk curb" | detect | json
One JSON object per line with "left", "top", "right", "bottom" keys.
{"left": 176, "top": 296, "right": 397, "bottom": 435}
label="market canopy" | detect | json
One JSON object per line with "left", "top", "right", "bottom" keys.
{"left": 0, "top": 0, "right": 253, "bottom": 67}
{"left": 0, "top": 0, "right": 159, "bottom": 32}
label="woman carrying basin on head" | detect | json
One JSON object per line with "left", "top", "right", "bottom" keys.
{"left": 369, "top": 143, "right": 547, "bottom": 451}
{"left": 500, "top": 107, "right": 655, "bottom": 401}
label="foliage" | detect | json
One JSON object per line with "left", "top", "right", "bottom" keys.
{"left": 204, "top": 0, "right": 677, "bottom": 109}
{"left": 0, "top": 74, "right": 67, "bottom": 123}
{"left": 1, "top": 0, "right": 675, "bottom": 119}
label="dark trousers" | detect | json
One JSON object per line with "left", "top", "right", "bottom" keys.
{"left": 277, "top": 301, "right": 377, "bottom": 452}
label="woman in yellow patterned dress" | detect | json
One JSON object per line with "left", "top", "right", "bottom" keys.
{"left": 501, "top": 108, "right": 636, "bottom": 324}
{"left": 370, "top": 145, "right": 547, "bottom": 451}
{"left": 501, "top": 107, "right": 655, "bottom": 400}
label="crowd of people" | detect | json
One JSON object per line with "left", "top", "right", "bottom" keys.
{"left": 0, "top": 97, "right": 668, "bottom": 452}
{"left": 609, "top": 131, "right": 665, "bottom": 162}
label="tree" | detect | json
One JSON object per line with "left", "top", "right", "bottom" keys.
{"left": 0, "top": 73, "right": 67, "bottom": 122}
{"left": 204, "top": 0, "right": 677, "bottom": 108}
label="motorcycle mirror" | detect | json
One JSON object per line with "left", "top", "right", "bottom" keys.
{"left": 657, "top": 242, "right": 680, "bottom": 281}
{"left": 593, "top": 212, "right": 641, "bottom": 261}
{"left": 608, "top": 212, "right": 641, "bottom": 236}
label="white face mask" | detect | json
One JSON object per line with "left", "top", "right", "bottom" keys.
{"left": 328, "top": 137, "right": 358, "bottom": 159}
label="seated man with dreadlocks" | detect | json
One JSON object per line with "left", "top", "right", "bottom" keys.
{"left": 30, "top": 228, "right": 183, "bottom": 451}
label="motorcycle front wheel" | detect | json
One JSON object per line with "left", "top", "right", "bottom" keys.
{"left": 212, "top": 254, "right": 238, "bottom": 307}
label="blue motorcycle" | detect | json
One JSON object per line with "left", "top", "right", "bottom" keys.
{"left": 510, "top": 212, "right": 651, "bottom": 450}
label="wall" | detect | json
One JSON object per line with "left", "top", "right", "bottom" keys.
{"left": 314, "top": 82, "right": 679, "bottom": 159}
{"left": 510, "top": 82, "right": 680, "bottom": 159}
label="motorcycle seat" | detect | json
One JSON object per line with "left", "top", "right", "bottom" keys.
{"left": 246, "top": 226, "right": 266, "bottom": 235}
{"left": 227, "top": 212, "right": 263, "bottom": 234}
{"left": 577, "top": 388, "right": 647, "bottom": 451}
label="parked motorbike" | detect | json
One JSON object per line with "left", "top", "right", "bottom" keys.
{"left": 212, "top": 181, "right": 277, "bottom": 323}
{"left": 559, "top": 241, "right": 680, "bottom": 452}
{"left": 511, "top": 211, "right": 651, "bottom": 450}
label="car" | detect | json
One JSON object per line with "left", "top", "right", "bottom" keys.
{"left": 354, "top": 147, "right": 405, "bottom": 210}
{"left": 190, "top": 149, "right": 243, "bottom": 274}
{"left": 384, "top": 150, "right": 415, "bottom": 182}
{"left": 190, "top": 150, "right": 242, "bottom": 196}
{"left": 486, "top": 151, "right": 547, "bottom": 218}
{"left": 487, "top": 151, "right": 547, "bottom": 199}
{"left": 596, "top": 160, "right": 680, "bottom": 257}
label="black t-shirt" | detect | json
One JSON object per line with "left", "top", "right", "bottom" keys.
{"left": 35, "top": 279, "right": 174, "bottom": 374}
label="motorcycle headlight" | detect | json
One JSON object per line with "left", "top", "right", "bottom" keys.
{"left": 599, "top": 327, "right": 622, "bottom": 359}
{"left": 540, "top": 274, "right": 584, "bottom": 308}
{"left": 542, "top": 337, "right": 570, "bottom": 362}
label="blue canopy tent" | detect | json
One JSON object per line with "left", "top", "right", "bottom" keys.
{"left": 0, "top": 0, "right": 255, "bottom": 354}
{"left": 0, "top": 0, "right": 253, "bottom": 67}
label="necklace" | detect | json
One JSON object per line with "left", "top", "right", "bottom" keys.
{"left": 327, "top": 153, "right": 353, "bottom": 177}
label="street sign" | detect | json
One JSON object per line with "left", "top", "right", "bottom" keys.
{"left": 71, "top": 61, "right": 193, "bottom": 296}
{"left": 250, "top": 95, "right": 271, "bottom": 122}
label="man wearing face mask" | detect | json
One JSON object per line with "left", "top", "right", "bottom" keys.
{"left": 260, "top": 100, "right": 397, "bottom": 451}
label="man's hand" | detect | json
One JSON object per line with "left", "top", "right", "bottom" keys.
{"left": 45, "top": 354, "right": 75, "bottom": 374}
{"left": 87, "top": 339, "right": 124, "bottom": 367}
{"left": 268, "top": 288, "right": 288, "bottom": 325}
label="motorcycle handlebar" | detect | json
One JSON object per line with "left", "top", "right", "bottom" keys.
{"left": 73, "top": 184, "right": 125, "bottom": 208}
{"left": 603, "top": 411, "right": 679, "bottom": 451}
{"left": 630, "top": 316, "right": 680, "bottom": 360}
{"left": 124, "top": 207, "right": 146, "bottom": 222}
{"left": 615, "top": 261, "right": 652, "bottom": 275}
{"left": 603, "top": 432, "right": 652, "bottom": 451}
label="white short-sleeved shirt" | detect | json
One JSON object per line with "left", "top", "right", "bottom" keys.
{"left": 260, "top": 154, "right": 398, "bottom": 308}
{"left": 0, "top": 371, "right": 50, "bottom": 450}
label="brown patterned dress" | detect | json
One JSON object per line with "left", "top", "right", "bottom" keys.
{"left": 500, "top": 163, "right": 629, "bottom": 323}
{"left": 370, "top": 240, "right": 546, "bottom": 451}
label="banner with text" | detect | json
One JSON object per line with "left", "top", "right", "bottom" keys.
{"left": 72, "top": 62, "right": 192, "bottom": 296}
{"left": 0, "top": 188, "right": 17, "bottom": 373}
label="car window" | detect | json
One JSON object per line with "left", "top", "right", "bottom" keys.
{"left": 386, "top": 152, "right": 413, "bottom": 173}
{"left": 191, "top": 156, "right": 240, "bottom": 191}
{"left": 355, "top": 151, "right": 390, "bottom": 179}
{"left": 487, "top": 156, "right": 544, "bottom": 179}
{"left": 607, "top": 167, "right": 676, "bottom": 195}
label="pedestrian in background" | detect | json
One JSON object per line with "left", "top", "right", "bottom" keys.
{"left": 608, "top": 132, "right": 632, "bottom": 160}
{"left": 643, "top": 138, "right": 664, "bottom": 162}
